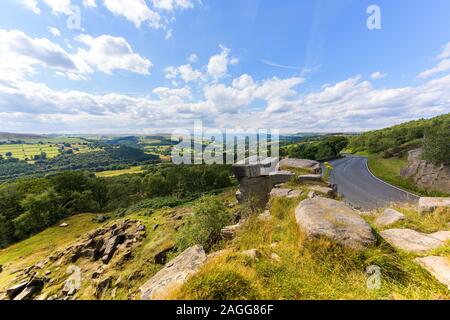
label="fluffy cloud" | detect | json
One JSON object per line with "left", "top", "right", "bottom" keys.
{"left": 207, "top": 45, "right": 238, "bottom": 80}
{"left": 151, "top": 0, "right": 194, "bottom": 11}
{"left": 371, "top": 71, "right": 387, "bottom": 80}
{"left": 20, "top": 0, "right": 74, "bottom": 15}
{"left": 0, "top": 29, "right": 152, "bottom": 81}
{"left": 0, "top": 29, "right": 78, "bottom": 79}
{"left": 1, "top": 72, "right": 450, "bottom": 133}
{"left": 75, "top": 34, "right": 152, "bottom": 75}
{"left": 47, "top": 26, "right": 61, "bottom": 37}
{"left": 103, "top": 0, "right": 161, "bottom": 28}
{"left": 83, "top": 0, "right": 97, "bottom": 7}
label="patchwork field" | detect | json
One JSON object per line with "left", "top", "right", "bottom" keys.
{"left": 95, "top": 166, "right": 145, "bottom": 178}
{"left": 0, "top": 143, "right": 91, "bottom": 161}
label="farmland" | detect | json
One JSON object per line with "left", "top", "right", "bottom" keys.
{"left": 0, "top": 143, "right": 92, "bottom": 161}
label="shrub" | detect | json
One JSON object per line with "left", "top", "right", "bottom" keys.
{"left": 176, "top": 195, "right": 232, "bottom": 252}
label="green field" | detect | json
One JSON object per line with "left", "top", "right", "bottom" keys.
{"left": 0, "top": 143, "right": 91, "bottom": 161}
{"left": 95, "top": 166, "right": 145, "bottom": 177}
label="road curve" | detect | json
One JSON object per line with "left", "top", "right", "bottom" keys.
{"left": 327, "top": 156, "right": 419, "bottom": 210}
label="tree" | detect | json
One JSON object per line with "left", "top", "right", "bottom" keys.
{"left": 422, "top": 124, "right": 450, "bottom": 165}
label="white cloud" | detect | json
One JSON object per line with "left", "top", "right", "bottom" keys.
{"left": 418, "top": 59, "right": 450, "bottom": 79}
{"left": 207, "top": 45, "right": 232, "bottom": 79}
{"left": 0, "top": 29, "right": 152, "bottom": 81}
{"left": 151, "top": 0, "right": 194, "bottom": 12}
{"left": 47, "top": 26, "right": 61, "bottom": 37}
{"left": 418, "top": 42, "right": 450, "bottom": 79}
{"left": 75, "top": 34, "right": 153, "bottom": 75}
{"left": 1, "top": 73, "right": 450, "bottom": 133}
{"left": 18, "top": 0, "right": 41, "bottom": 14}
{"left": 83, "top": 0, "right": 97, "bottom": 8}
{"left": 103, "top": 0, "right": 161, "bottom": 28}
{"left": 0, "top": 29, "right": 78, "bottom": 79}
{"left": 371, "top": 71, "right": 388, "bottom": 80}
{"left": 188, "top": 53, "right": 198, "bottom": 63}
{"left": 165, "top": 64, "right": 202, "bottom": 82}
{"left": 437, "top": 42, "right": 450, "bottom": 60}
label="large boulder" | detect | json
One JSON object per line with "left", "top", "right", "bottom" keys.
{"left": 418, "top": 197, "right": 450, "bottom": 214}
{"left": 269, "top": 171, "right": 295, "bottom": 185}
{"left": 415, "top": 256, "right": 450, "bottom": 290}
{"left": 232, "top": 156, "right": 278, "bottom": 179}
{"left": 295, "top": 198, "right": 376, "bottom": 249}
{"left": 374, "top": 208, "right": 405, "bottom": 227}
{"left": 140, "top": 245, "right": 207, "bottom": 300}
{"left": 401, "top": 149, "right": 450, "bottom": 193}
{"left": 279, "top": 158, "right": 322, "bottom": 174}
{"left": 380, "top": 229, "right": 450, "bottom": 254}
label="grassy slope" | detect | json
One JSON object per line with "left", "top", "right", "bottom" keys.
{"left": 1, "top": 187, "right": 448, "bottom": 300}
{"left": 173, "top": 196, "right": 449, "bottom": 300}
{"left": 367, "top": 154, "right": 449, "bottom": 197}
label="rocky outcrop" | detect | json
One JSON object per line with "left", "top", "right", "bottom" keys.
{"left": 269, "top": 188, "right": 303, "bottom": 199}
{"left": 307, "top": 186, "right": 335, "bottom": 197}
{"left": 401, "top": 149, "right": 450, "bottom": 193}
{"left": 380, "top": 229, "right": 450, "bottom": 254}
{"left": 7, "top": 278, "right": 44, "bottom": 300}
{"left": 418, "top": 197, "right": 450, "bottom": 214}
{"left": 278, "top": 158, "right": 322, "bottom": 174}
{"left": 297, "top": 174, "right": 323, "bottom": 183}
{"left": 295, "top": 198, "right": 376, "bottom": 249}
{"left": 374, "top": 209, "right": 405, "bottom": 227}
{"left": 415, "top": 256, "right": 450, "bottom": 290}
{"left": 140, "top": 245, "right": 207, "bottom": 300}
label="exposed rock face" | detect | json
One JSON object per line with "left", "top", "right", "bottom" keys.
{"left": 238, "top": 176, "right": 273, "bottom": 207}
{"left": 269, "top": 171, "right": 295, "bottom": 185}
{"left": 279, "top": 158, "right": 322, "bottom": 174}
{"left": 221, "top": 220, "right": 245, "bottom": 240}
{"left": 415, "top": 256, "right": 450, "bottom": 290}
{"left": 374, "top": 209, "right": 405, "bottom": 227}
{"left": 401, "top": 149, "right": 450, "bottom": 193}
{"left": 269, "top": 188, "right": 303, "bottom": 199}
{"left": 8, "top": 278, "right": 44, "bottom": 300}
{"left": 233, "top": 156, "right": 279, "bottom": 179}
{"left": 295, "top": 198, "right": 376, "bottom": 249}
{"left": 307, "top": 186, "right": 335, "bottom": 197}
{"left": 140, "top": 245, "right": 207, "bottom": 300}
{"left": 298, "top": 174, "right": 323, "bottom": 183}
{"left": 418, "top": 197, "right": 450, "bottom": 214}
{"left": 380, "top": 229, "right": 450, "bottom": 254}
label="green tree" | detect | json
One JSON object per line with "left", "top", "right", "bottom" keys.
{"left": 422, "top": 124, "right": 450, "bottom": 165}
{"left": 176, "top": 196, "right": 231, "bottom": 252}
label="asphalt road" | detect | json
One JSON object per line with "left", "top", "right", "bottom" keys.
{"left": 327, "top": 156, "right": 419, "bottom": 210}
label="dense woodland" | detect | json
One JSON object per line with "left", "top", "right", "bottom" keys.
{"left": 348, "top": 113, "right": 450, "bottom": 164}
{"left": 0, "top": 164, "right": 233, "bottom": 247}
{"left": 280, "top": 136, "right": 349, "bottom": 160}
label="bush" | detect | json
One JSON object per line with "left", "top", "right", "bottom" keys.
{"left": 176, "top": 196, "right": 232, "bottom": 252}
{"left": 422, "top": 124, "right": 450, "bottom": 165}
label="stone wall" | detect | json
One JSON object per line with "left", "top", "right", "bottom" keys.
{"left": 401, "top": 149, "right": 450, "bottom": 193}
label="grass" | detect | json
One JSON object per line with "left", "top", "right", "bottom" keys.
{"left": 173, "top": 196, "right": 450, "bottom": 300}
{"left": 95, "top": 166, "right": 145, "bottom": 178}
{"left": 0, "top": 214, "right": 102, "bottom": 291}
{"left": 367, "top": 154, "right": 449, "bottom": 197}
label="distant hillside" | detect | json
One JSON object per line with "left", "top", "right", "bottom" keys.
{"left": 348, "top": 113, "right": 450, "bottom": 161}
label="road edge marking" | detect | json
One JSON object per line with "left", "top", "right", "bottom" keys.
{"left": 363, "top": 157, "right": 420, "bottom": 199}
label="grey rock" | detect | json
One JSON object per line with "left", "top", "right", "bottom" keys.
{"left": 258, "top": 210, "right": 272, "bottom": 222}
{"left": 308, "top": 186, "right": 335, "bottom": 197}
{"left": 221, "top": 221, "right": 244, "bottom": 240}
{"left": 287, "top": 190, "right": 303, "bottom": 198}
{"left": 241, "top": 249, "right": 262, "bottom": 261}
{"left": 6, "top": 281, "right": 28, "bottom": 299}
{"left": 13, "top": 278, "right": 44, "bottom": 300}
{"left": 295, "top": 198, "right": 376, "bottom": 249}
{"left": 95, "top": 276, "right": 112, "bottom": 298}
{"left": 60, "top": 223, "right": 69, "bottom": 227}
{"left": 374, "top": 208, "right": 405, "bottom": 227}
{"left": 380, "top": 229, "right": 450, "bottom": 254}
{"left": 269, "top": 188, "right": 291, "bottom": 198}
{"left": 418, "top": 197, "right": 450, "bottom": 214}
{"left": 270, "top": 253, "right": 281, "bottom": 262}
{"left": 269, "top": 171, "right": 295, "bottom": 185}
{"left": 233, "top": 156, "right": 279, "bottom": 179}
{"left": 140, "top": 245, "right": 207, "bottom": 300}
{"left": 279, "top": 158, "right": 322, "bottom": 174}
{"left": 298, "top": 174, "right": 323, "bottom": 183}
{"left": 415, "top": 256, "right": 450, "bottom": 290}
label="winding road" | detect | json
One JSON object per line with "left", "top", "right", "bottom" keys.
{"left": 327, "top": 156, "right": 419, "bottom": 210}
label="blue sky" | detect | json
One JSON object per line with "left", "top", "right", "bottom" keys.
{"left": 1, "top": 0, "right": 450, "bottom": 133}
